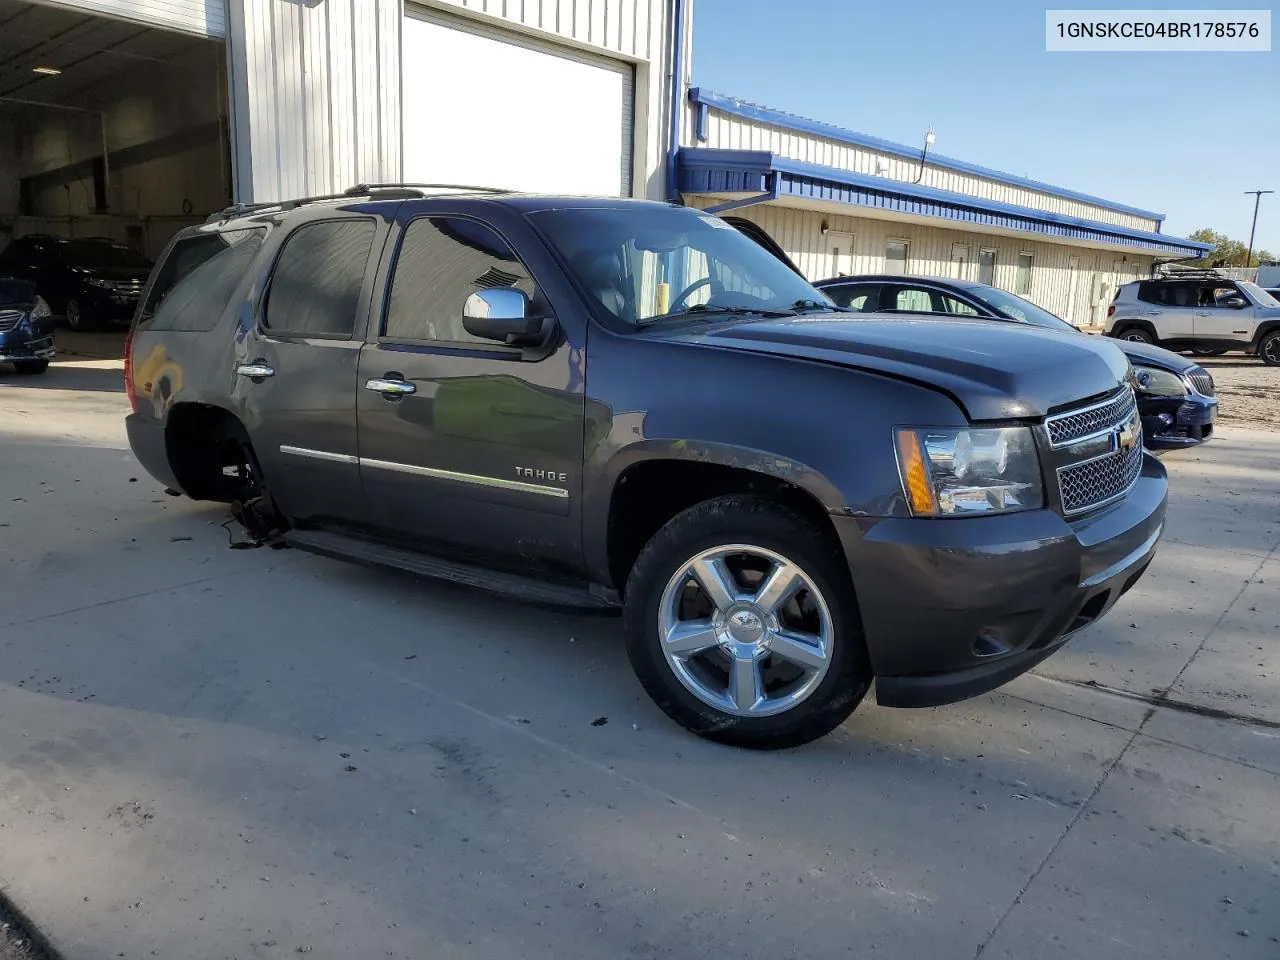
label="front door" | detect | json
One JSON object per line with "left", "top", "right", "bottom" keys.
{"left": 235, "top": 215, "right": 384, "bottom": 526}
{"left": 951, "top": 244, "right": 970, "bottom": 280}
{"left": 355, "top": 211, "right": 587, "bottom": 573}
{"left": 1192, "top": 282, "right": 1255, "bottom": 346}
{"left": 1065, "top": 257, "right": 1080, "bottom": 326}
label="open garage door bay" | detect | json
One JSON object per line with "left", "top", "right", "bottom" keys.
{"left": 0, "top": 0, "right": 231, "bottom": 328}
{"left": 402, "top": 7, "right": 635, "bottom": 197}
{"left": 24, "top": 0, "right": 225, "bottom": 37}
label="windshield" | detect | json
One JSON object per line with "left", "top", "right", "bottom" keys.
{"left": 969, "top": 285, "right": 1077, "bottom": 332}
{"left": 528, "top": 206, "right": 831, "bottom": 327}
{"left": 61, "top": 241, "right": 152, "bottom": 270}
{"left": 1241, "top": 281, "right": 1280, "bottom": 308}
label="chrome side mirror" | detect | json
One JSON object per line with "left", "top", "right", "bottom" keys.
{"left": 462, "top": 289, "right": 555, "bottom": 347}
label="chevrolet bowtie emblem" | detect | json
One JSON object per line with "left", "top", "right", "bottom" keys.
{"left": 1116, "top": 418, "right": 1139, "bottom": 452}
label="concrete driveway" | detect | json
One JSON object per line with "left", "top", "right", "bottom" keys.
{"left": 1, "top": 353, "right": 1277, "bottom": 960}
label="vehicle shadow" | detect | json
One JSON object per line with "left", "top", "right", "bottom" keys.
{"left": 2, "top": 361, "right": 125, "bottom": 393}
{"left": 54, "top": 329, "right": 128, "bottom": 361}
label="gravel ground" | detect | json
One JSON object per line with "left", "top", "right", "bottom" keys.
{"left": 1200, "top": 358, "right": 1280, "bottom": 431}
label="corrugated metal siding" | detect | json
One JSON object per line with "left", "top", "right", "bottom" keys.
{"left": 36, "top": 0, "right": 227, "bottom": 37}
{"left": 227, "top": 0, "right": 401, "bottom": 202}
{"left": 692, "top": 106, "right": 1162, "bottom": 235}
{"left": 416, "top": 0, "right": 653, "bottom": 58}
{"left": 690, "top": 199, "right": 1155, "bottom": 329}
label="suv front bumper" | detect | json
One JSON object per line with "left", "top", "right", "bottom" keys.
{"left": 836, "top": 452, "right": 1168, "bottom": 708}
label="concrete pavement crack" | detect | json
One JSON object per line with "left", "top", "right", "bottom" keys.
{"left": 977, "top": 539, "right": 1278, "bottom": 956}
{"left": 973, "top": 713, "right": 1150, "bottom": 957}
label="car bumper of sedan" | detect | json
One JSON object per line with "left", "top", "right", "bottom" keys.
{"left": 0, "top": 332, "right": 56, "bottom": 362}
{"left": 1141, "top": 394, "right": 1217, "bottom": 448}
{"left": 834, "top": 453, "right": 1168, "bottom": 708}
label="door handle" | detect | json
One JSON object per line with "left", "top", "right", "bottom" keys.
{"left": 365, "top": 377, "right": 417, "bottom": 397}
{"left": 1195, "top": 311, "right": 1210, "bottom": 317}
{"left": 236, "top": 361, "right": 275, "bottom": 379}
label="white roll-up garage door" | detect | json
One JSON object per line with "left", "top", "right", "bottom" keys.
{"left": 402, "top": 8, "right": 635, "bottom": 197}
{"left": 31, "top": 0, "right": 226, "bottom": 37}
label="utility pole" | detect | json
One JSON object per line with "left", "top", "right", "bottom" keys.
{"left": 1244, "top": 189, "right": 1274, "bottom": 267}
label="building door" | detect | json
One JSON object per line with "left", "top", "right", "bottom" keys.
{"left": 826, "top": 231, "right": 855, "bottom": 278}
{"left": 951, "top": 244, "right": 970, "bottom": 279}
{"left": 1066, "top": 256, "right": 1080, "bottom": 326}
{"left": 401, "top": 7, "right": 635, "bottom": 196}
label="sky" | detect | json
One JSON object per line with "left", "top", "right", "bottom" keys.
{"left": 691, "top": 0, "right": 1280, "bottom": 254}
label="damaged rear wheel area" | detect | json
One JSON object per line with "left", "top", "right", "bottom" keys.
{"left": 165, "top": 405, "right": 286, "bottom": 547}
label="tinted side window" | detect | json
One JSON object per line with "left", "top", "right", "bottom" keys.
{"left": 385, "top": 217, "right": 536, "bottom": 344}
{"left": 142, "top": 229, "right": 265, "bottom": 331}
{"left": 1136, "top": 282, "right": 1164, "bottom": 305}
{"left": 940, "top": 295, "right": 979, "bottom": 315}
{"left": 826, "top": 284, "right": 877, "bottom": 311}
{"left": 882, "top": 285, "right": 935, "bottom": 313}
{"left": 265, "top": 219, "right": 376, "bottom": 337}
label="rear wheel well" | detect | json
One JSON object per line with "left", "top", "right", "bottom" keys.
{"left": 606, "top": 460, "right": 840, "bottom": 594}
{"left": 165, "top": 404, "right": 254, "bottom": 502}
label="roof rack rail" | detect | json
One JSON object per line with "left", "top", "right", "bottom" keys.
{"left": 204, "top": 182, "right": 512, "bottom": 224}
{"left": 344, "top": 182, "right": 512, "bottom": 195}
{"left": 1154, "top": 265, "right": 1229, "bottom": 280}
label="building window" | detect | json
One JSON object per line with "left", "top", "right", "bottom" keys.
{"left": 885, "top": 239, "right": 909, "bottom": 276}
{"left": 978, "top": 248, "right": 996, "bottom": 286}
{"left": 1016, "top": 253, "right": 1034, "bottom": 295}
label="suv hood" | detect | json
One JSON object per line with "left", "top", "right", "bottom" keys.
{"left": 74, "top": 265, "right": 150, "bottom": 283}
{"left": 657, "top": 313, "right": 1131, "bottom": 421}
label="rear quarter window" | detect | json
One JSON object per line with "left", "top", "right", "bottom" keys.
{"left": 141, "top": 228, "right": 266, "bottom": 332}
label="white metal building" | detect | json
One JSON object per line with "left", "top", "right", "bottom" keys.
{"left": 1, "top": 0, "right": 691, "bottom": 257}
{"left": 676, "top": 90, "right": 1210, "bottom": 328}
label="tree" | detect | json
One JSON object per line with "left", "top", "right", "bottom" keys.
{"left": 1182, "top": 228, "right": 1275, "bottom": 267}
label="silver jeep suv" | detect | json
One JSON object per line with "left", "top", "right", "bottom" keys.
{"left": 1104, "top": 273, "right": 1280, "bottom": 365}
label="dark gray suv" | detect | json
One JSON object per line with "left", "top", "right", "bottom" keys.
{"left": 125, "top": 186, "right": 1168, "bottom": 748}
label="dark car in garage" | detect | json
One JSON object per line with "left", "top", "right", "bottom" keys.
{"left": 0, "top": 275, "right": 55, "bottom": 375}
{"left": 814, "top": 274, "right": 1218, "bottom": 448}
{"left": 0, "top": 235, "right": 152, "bottom": 331}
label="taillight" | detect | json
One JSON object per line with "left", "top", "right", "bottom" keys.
{"left": 1107, "top": 305, "right": 1115, "bottom": 318}
{"left": 124, "top": 328, "right": 138, "bottom": 412}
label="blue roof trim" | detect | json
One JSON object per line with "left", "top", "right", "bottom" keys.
{"left": 689, "top": 89, "right": 1168, "bottom": 225}
{"left": 676, "top": 149, "right": 1210, "bottom": 258}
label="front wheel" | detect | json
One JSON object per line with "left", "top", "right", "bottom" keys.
{"left": 1260, "top": 330, "right": 1280, "bottom": 367}
{"left": 623, "top": 495, "right": 871, "bottom": 749}
{"left": 12, "top": 360, "right": 49, "bottom": 375}
{"left": 65, "top": 298, "right": 90, "bottom": 331}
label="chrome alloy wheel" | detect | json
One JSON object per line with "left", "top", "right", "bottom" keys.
{"left": 657, "top": 544, "right": 834, "bottom": 718}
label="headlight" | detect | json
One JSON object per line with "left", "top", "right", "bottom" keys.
{"left": 895, "top": 426, "right": 1044, "bottom": 516}
{"left": 31, "top": 296, "right": 51, "bottom": 319}
{"left": 86, "top": 277, "right": 114, "bottom": 290}
{"left": 1133, "top": 366, "right": 1186, "bottom": 398}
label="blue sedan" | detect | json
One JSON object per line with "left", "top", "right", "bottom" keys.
{"left": 814, "top": 274, "right": 1217, "bottom": 449}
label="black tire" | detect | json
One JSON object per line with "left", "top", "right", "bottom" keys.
{"left": 623, "top": 495, "right": 871, "bottom": 749}
{"left": 1116, "top": 325, "right": 1154, "bottom": 344}
{"left": 1260, "top": 330, "right": 1280, "bottom": 367}
{"left": 65, "top": 298, "right": 91, "bottom": 331}
{"left": 12, "top": 360, "right": 49, "bottom": 375}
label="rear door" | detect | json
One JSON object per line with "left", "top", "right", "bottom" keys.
{"left": 355, "top": 208, "right": 586, "bottom": 570}
{"left": 1139, "top": 282, "right": 1194, "bottom": 338}
{"left": 1193, "top": 282, "right": 1255, "bottom": 346}
{"left": 236, "top": 214, "right": 386, "bottom": 526}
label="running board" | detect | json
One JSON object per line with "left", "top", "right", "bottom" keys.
{"left": 284, "top": 529, "right": 620, "bottom": 612}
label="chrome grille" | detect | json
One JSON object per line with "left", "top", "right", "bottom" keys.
{"left": 1058, "top": 435, "right": 1145, "bottom": 515}
{"left": 1187, "top": 368, "right": 1215, "bottom": 397}
{"left": 1045, "top": 389, "right": 1137, "bottom": 447}
{"left": 0, "top": 309, "right": 23, "bottom": 333}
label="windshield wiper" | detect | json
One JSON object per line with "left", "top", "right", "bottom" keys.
{"left": 637, "top": 303, "right": 791, "bottom": 326}
{"left": 788, "top": 298, "right": 839, "bottom": 314}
